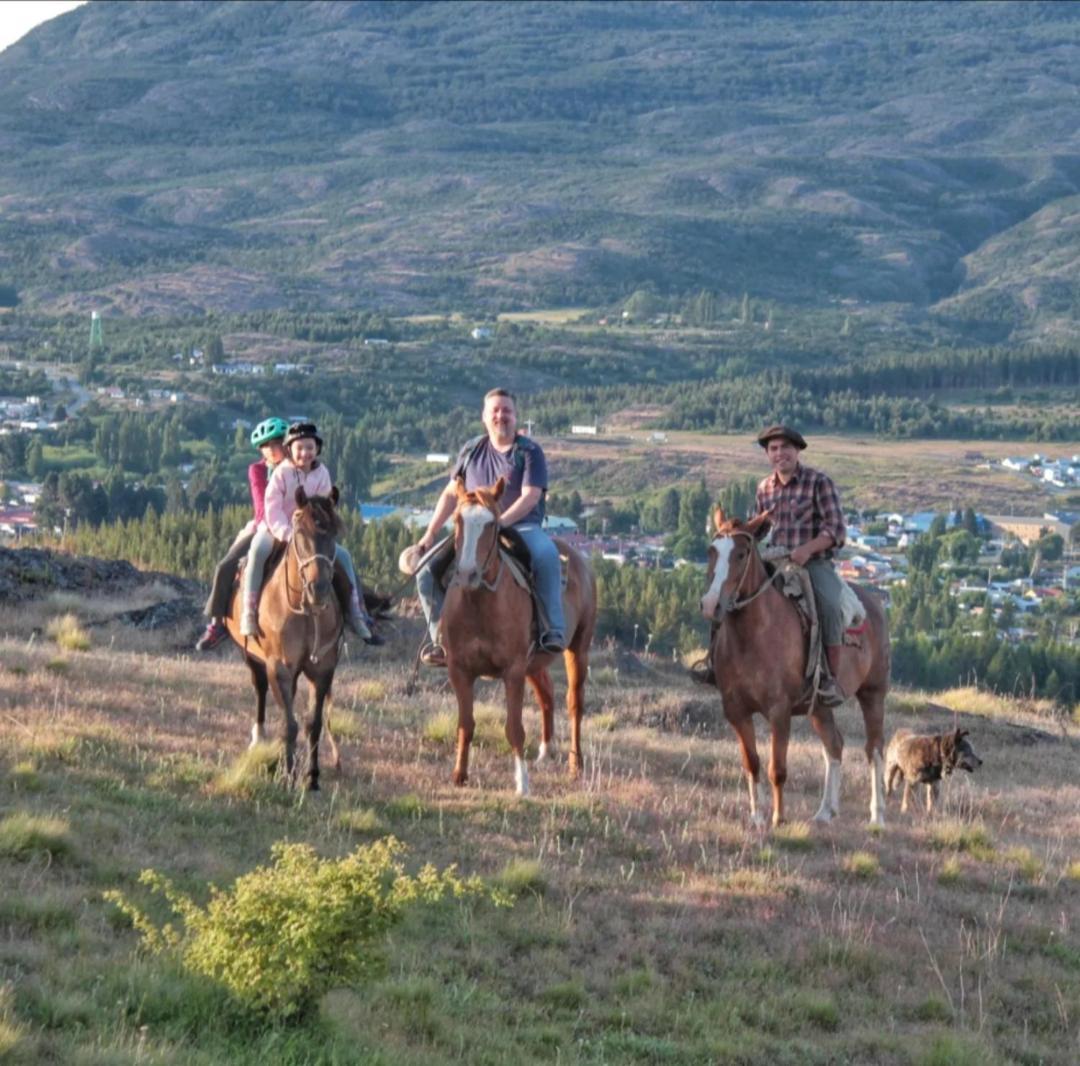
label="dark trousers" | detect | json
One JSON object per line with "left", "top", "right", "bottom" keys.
{"left": 205, "top": 529, "right": 255, "bottom": 619}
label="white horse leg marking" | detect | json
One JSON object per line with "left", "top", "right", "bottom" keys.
{"left": 514, "top": 755, "right": 530, "bottom": 797}
{"left": 813, "top": 755, "right": 843, "bottom": 822}
{"left": 869, "top": 750, "right": 885, "bottom": 827}
{"left": 536, "top": 740, "right": 556, "bottom": 765}
{"left": 829, "top": 757, "right": 843, "bottom": 817}
{"left": 250, "top": 722, "right": 266, "bottom": 748}
{"left": 699, "top": 538, "right": 734, "bottom": 620}
{"left": 748, "top": 775, "right": 769, "bottom": 828}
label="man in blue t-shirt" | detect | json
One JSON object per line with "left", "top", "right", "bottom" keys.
{"left": 413, "top": 388, "right": 566, "bottom": 666}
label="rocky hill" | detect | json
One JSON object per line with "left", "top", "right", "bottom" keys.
{"left": 0, "top": 0, "right": 1078, "bottom": 337}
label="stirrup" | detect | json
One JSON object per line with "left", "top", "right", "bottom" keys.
{"left": 689, "top": 657, "right": 715, "bottom": 687}
{"left": 420, "top": 643, "right": 447, "bottom": 667}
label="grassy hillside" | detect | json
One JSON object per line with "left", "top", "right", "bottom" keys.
{"left": 0, "top": 585, "right": 1078, "bottom": 1064}
{"left": 0, "top": 1, "right": 1078, "bottom": 338}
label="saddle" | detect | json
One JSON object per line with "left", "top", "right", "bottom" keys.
{"left": 435, "top": 530, "right": 568, "bottom": 639}
{"left": 766, "top": 558, "right": 867, "bottom": 705}
{"left": 234, "top": 543, "right": 353, "bottom": 618}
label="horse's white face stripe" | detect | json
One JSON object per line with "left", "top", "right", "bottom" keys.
{"left": 458, "top": 504, "right": 495, "bottom": 572}
{"left": 700, "top": 536, "right": 734, "bottom": 616}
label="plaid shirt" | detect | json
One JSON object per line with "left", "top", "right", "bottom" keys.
{"left": 755, "top": 464, "right": 845, "bottom": 556}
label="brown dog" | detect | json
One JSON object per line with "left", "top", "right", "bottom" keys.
{"left": 885, "top": 728, "right": 983, "bottom": 813}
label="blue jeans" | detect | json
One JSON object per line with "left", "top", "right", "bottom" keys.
{"left": 416, "top": 524, "right": 565, "bottom": 644}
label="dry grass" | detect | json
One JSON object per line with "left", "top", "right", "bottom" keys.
{"left": 0, "top": 601, "right": 1078, "bottom": 1063}
{"left": 45, "top": 613, "right": 90, "bottom": 652}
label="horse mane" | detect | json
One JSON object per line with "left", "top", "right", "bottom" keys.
{"left": 295, "top": 494, "right": 344, "bottom": 539}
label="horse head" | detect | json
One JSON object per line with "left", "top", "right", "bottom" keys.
{"left": 453, "top": 476, "right": 505, "bottom": 590}
{"left": 291, "top": 486, "right": 343, "bottom": 612}
{"left": 699, "top": 507, "right": 772, "bottom": 620}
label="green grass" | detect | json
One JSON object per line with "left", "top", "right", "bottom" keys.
{"left": 493, "top": 858, "right": 547, "bottom": 898}
{"left": 0, "top": 812, "right": 73, "bottom": 860}
{"left": 842, "top": 851, "right": 880, "bottom": 879}
{"left": 930, "top": 820, "right": 995, "bottom": 860}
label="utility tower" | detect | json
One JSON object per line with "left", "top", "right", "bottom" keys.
{"left": 88, "top": 310, "right": 103, "bottom": 354}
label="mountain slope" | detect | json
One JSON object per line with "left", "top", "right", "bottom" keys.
{"left": 0, "top": 0, "right": 1078, "bottom": 331}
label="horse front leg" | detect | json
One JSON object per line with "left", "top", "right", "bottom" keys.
{"left": 305, "top": 670, "right": 334, "bottom": 792}
{"left": 857, "top": 689, "right": 887, "bottom": 827}
{"left": 768, "top": 713, "right": 791, "bottom": 828}
{"left": 448, "top": 665, "right": 476, "bottom": 786}
{"left": 267, "top": 659, "right": 299, "bottom": 784}
{"left": 564, "top": 648, "right": 588, "bottom": 777}
{"left": 808, "top": 706, "right": 844, "bottom": 823}
{"left": 246, "top": 657, "right": 269, "bottom": 748}
{"left": 527, "top": 668, "right": 556, "bottom": 766}
{"left": 728, "top": 714, "right": 767, "bottom": 828}
{"left": 504, "top": 671, "right": 529, "bottom": 796}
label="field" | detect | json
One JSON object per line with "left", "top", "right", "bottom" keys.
{"left": 543, "top": 425, "right": 1080, "bottom": 515}
{"left": 0, "top": 587, "right": 1078, "bottom": 1065}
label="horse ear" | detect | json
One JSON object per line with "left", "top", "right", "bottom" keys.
{"left": 455, "top": 476, "right": 468, "bottom": 501}
{"left": 492, "top": 476, "right": 506, "bottom": 501}
{"left": 295, "top": 486, "right": 308, "bottom": 508}
{"left": 330, "top": 485, "right": 340, "bottom": 506}
{"left": 747, "top": 510, "right": 773, "bottom": 541}
{"left": 712, "top": 506, "right": 725, "bottom": 533}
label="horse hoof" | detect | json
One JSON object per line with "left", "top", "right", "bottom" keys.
{"left": 812, "top": 809, "right": 834, "bottom": 824}
{"left": 452, "top": 771, "right": 468, "bottom": 787}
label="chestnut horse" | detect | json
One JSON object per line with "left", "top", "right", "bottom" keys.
{"left": 442, "top": 478, "right": 597, "bottom": 795}
{"left": 224, "top": 488, "right": 344, "bottom": 790}
{"left": 699, "top": 509, "right": 890, "bottom": 827}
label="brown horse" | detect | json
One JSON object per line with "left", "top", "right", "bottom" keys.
{"left": 442, "top": 477, "right": 597, "bottom": 795}
{"left": 224, "top": 487, "right": 344, "bottom": 790}
{"left": 699, "top": 509, "right": 890, "bottom": 828}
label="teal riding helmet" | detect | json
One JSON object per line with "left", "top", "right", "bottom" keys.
{"left": 250, "top": 416, "right": 289, "bottom": 449}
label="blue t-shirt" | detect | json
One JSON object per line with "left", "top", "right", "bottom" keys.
{"left": 452, "top": 435, "right": 548, "bottom": 526}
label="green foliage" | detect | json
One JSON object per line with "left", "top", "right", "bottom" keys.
{"left": 104, "top": 837, "right": 508, "bottom": 1018}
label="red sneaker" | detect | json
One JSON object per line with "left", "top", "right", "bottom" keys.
{"left": 195, "top": 621, "right": 229, "bottom": 652}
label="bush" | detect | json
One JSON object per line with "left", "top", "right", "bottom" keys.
{"left": 105, "top": 837, "right": 509, "bottom": 1018}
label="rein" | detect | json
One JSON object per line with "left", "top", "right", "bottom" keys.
{"left": 452, "top": 509, "right": 504, "bottom": 592}
{"left": 284, "top": 523, "right": 339, "bottom": 664}
{"left": 713, "top": 532, "right": 783, "bottom": 617}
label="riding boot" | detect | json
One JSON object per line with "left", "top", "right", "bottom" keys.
{"left": 819, "top": 644, "right": 858, "bottom": 706}
{"left": 345, "top": 589, "right": 373, "bottom": 641}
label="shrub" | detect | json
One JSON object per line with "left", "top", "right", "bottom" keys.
{"left": 105, "top": 836, "right": 509, "bottom": 1019}
{"left": 46, "top": 613, "right": 90, "bottom": 652}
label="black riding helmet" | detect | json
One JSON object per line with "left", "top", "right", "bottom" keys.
{"left": 282, "top": 421, "right": 323, "bottom": 454}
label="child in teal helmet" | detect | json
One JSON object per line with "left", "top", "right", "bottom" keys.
{"left": 195, "top": 417, "right": 290, "bottom": 651}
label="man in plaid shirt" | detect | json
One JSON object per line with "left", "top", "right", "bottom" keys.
{"left": 755, "top": 424, "right": 855, "bottom": 705}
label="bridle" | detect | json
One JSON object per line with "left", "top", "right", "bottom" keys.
{"left": 709, "top": 530, "right": 782, "bottom": 618}
{"left": 452, "top": 499, "right": 505, "bottom": 592}
{"left": 284, "top": 512, "right": 339, "bottom": 663}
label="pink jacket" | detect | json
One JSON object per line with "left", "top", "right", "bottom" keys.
{"left": 263, "top": 461, "right": 333, "bottom": 542}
